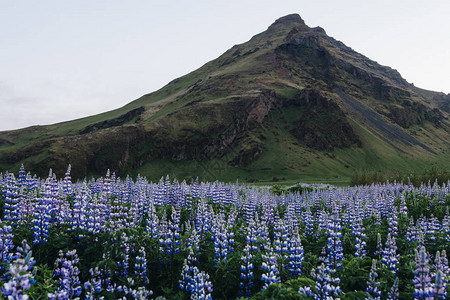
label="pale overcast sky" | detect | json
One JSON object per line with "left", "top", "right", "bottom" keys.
{"left": 1, "top": 0, "right": 449, "bottom": 131}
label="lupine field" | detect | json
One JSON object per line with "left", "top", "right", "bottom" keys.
{"left": 0, "top": 165, "right": 449, "bottom": 299}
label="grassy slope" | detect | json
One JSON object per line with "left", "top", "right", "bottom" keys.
{"left": 133, "top": 88, "right": 450, "bottom": 186}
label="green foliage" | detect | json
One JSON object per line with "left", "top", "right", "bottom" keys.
{"left": 340, "top": 256, "right": 372, "bottom": 292}
{"left": 286, "top": 185, "right": 315, "bottom": 194}
{"left": 400, "top": 192, "right": 450, "bottom": 221}
{"left": 269, "top": 184, "right": 286, "bottom": 196}
{"left": 248, "top": 278, "right": 316, "bottom": 300}
{"left": 270, "top": 184, "right": 316, "bottom": 197}
{"left": 351, "top": 166, "right": 450, "bottom": 187}
{"left": 27, "top": 264, "right": 57, "bottom": 300}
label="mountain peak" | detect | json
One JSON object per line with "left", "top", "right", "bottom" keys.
{"left": 271, "top": 14, "right": 305, "bottom": 26}
{"left": 266, "top": 14, "right": 309, "bottom": 36}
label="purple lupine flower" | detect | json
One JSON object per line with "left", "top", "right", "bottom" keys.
{"left": 83, "top": 267, "right": 102, "bottom": 299}
{"left": 315, "top": 205, "right": 343, "bottom": 298}
{"left": 425, "top": 216, "right": 441, "bottom": 244}
{"left": 158, "top": 208, "right": 181, "bottom": 257}
{"left": 187, "top": 227, "right": 200, "bottom": 255}
{"left": 439, "top": 250, "right": 449, "bottom": 278}
{"left": 303, "top": 207, "right": 314, "bottom": 237}
{"left": 407, "top": 218, "right": 417, "bottom": 242}
{"left": 62, "top": 165, "right": 73, "bottom": 196}
{"left": 48, "top": 249, "right": 82, "bottom": 299}
{"left": 326, "top": 205, "right": 344, "bottom": 270}
{"left": 381, "top": 233, "right": 399, "bottom": 275}
{"left": 255, "top": 215, "right": 270, "bottom": 252}
{"left": 374, "top": 233, "right": 383, "bottom": 258}
{"left": 116, "top": 232, "right": 131, "bottom": 277}
{"left": 226, "top": 209, "right": 236, "bottom": 252}
{"left": 32, "top": 197, "right": 51, "bottom": 245}
{"left": 179, "top": 247, "right": 198, "bottom": 293}
{"left": 279, "top": 219, "right": 291, "bottom": 268}
{"left": 239, "top": 244, "right": 254, "bottom": 298}
{"left": 388, "top": 277, "right": 399, "bottom": 300}
{"left": 352, "top": 218, "right": 367, "bottom": 257}
{"left": 180, "top": 248, "right": 212, "bottom": 300}
{"left": 433, "top": 270, "right": 446, "bottom": 299}
{"left": 129, "top": 285, "right": 153, "bottom": 300}
{"left": 0, "top": 221, "right": 14, "bottom": 276}
{"left": 260, "top": 243, "right": 280, "bottom": 291}
{"left": 102, "top": 169, "right": 112, "bottom": 197}
{"left": 413, "top": 246, "right": 432, "bottom": 299}
{"left": 388, "top": 207, "right": 398, "bottom": 238}
{"left": 168, "top": 207, "right": 181, "bottom": 254}
{"left": 287, "top": 229, "right": 304, "bottom": 277}
{"left": 273, "top": 213, "right": 283, "bottom": 255}
{"left": 212, "top": 212, "right": 229, "bottom": 264}
{"left": 311, "top": 263, "right": 341, "bottom": 298}
{"left": 2, "top": 172, "right": 20, "bottom": 224}
{"left": 245, "top": 216, "right": 259, "bottom": 253}
{"left": 432, "top": 250, "right": 448, "bottom": 299}
{"left": 192, "top": 269, "right": 213, "bottom": 300}
{"left": 298, "top": 285, "right": 314, "bottom": 297}
{"left": 399, "top": 194, "right": 408, "bottom": 216}
{"left": 134, "top": 247, "right": 148, "bottom": 285}
{"left": 195, "top": 200, "right": 212, "bottom": 239}
{"left": 317, "top": 209, "right": 329, "bottom": 239}
{"left": 17, "top": 165, "right": 26, "bottom": 188}
{"left": 366, "top": 259, "right": 381, "bottom": 300}
{"left": 117, "top": 277, "right": 152, "bottom": 299}
{"left": 98, "top": 252, "right": 116, "bottom": 294}
{"left": 1, "top": 240, "right": 35, "bottom": 299}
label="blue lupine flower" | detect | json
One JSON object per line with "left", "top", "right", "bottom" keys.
{"left": 413, "top": 246, "right": 432, "bottom": 299}
{"left": 180, "top": 248, "right": 212, "bottom": 300}
{"left": 239, "top": 244, "right": 254, "bottom": 297}
{"left": 260, "top": 244, "right": 280, "bottom": 291}
{"left": 388, "top": 277, "right": 399, "bottom": 299}
{"left": 381, "top": 233, "right": 399, "bottom": 274}
{"left": 303, "top": 208, "right": 314, "bottom": 237}
{"left": 134, "top": 247, "right": 148, "bottom": 285}
{"left": 48, "top": 250, "right": 82, "bottom": 299}
{"left": 352, "top": 219, "right": 367, "bottom": 258}
{"left": 62, "top": 165, "right": 73, "bottom": 196}
{"left": 366, "top": 259, "right": 382, "bottom": 300}
{"left": 430, "top": 250, "right": 448, "bottom": 299}
{"left": 212, "top": 213, "right": 229, "bottom": 264}
{"left": 179, "top": 247, "right": 198, "bottom": 293}
{"left": 287, "top": 229, "right": 304, "bottom": 277}
{"left": 0, "top": 221, "right": 14, "bottom": 276}
{"left": 32, "top": 197, "right": 51, "bottom": 245}
{"left": 1, "top": 240, "right": 35, "bottom": 299}
{"left": 2, "top": 172, "right": 20, "bottom": 224}
{"left": 311, "top": 263, "right": 341, "bottom": 298}
{"left": 83, "top": 267, "right": 102, "bottom": 299}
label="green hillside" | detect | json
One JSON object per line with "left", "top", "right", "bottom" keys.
{"left": 0, "top": 14, "right": 449, "bottom": 184}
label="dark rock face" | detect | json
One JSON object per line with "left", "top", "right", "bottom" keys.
{"left": 132, "top": 90, "right": 282, "bottom": 167}
{"left": 80, "top": 107, "right": 144, "bottom": 134}
{"left": 386, "top": 102, "right": 443, "bottom": 128}
{"left": 290, "top": 90, "right": 361, "bottom": 150}
{"left": 4, "top": 126, "right": 146, "bottom": 178}
{"left": 0, "top": 138, "right": 13, "bottom": 146}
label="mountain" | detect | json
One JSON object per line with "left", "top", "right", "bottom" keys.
{"left": 1, "top": 14, "right": 449, "bottom": 183}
